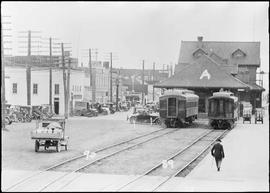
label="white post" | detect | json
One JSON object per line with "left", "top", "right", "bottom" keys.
{"left": 150, "top": 117, "right": 152, "bottom": 125}
{"left": 133, "top": 119, "right": 136, "bottom": 128}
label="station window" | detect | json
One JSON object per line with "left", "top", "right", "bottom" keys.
{"left": 12, "top": 83, "right": 17, "bottom": 94}
{"left": 33, "top": 83, "right": 38, "bottom": 94}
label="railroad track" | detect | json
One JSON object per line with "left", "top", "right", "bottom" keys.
{"left": 113, "top": 129, "right": 229, "bottom": 192}
{"left": 4, "top": 127, "right": 177, "bottom": 192}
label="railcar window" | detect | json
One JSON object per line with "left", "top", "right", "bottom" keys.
{"left": 225, "top": 100, "right": 233, "bottom": 118}
{"left": 160, "top": 99, "right": 167, "bottom": 109}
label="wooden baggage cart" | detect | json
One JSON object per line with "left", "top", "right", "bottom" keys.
{"left": 30, "top": 118, "right": 69, "bottom": 152}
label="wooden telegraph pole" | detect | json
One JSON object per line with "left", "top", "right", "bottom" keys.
{"left": 116, "top": 70, "right": 120, "bottom": 111}
{"left": 49, "top": 37, "right": 52, "bottom": 113}
{"left": 26, "top": 30, "right": 31, "bottom": 106}
{"left": 1, "top": 17, "right": 6, "bottom": 130}
{"left": 141, "top": 60, "right": 145, "bottom": 105}
{"left": 152, "top": 62, "right": 155, "bottom": 102}
{"left": 61, "top": 43, "right": 68, "bottom": 118}
{"left": 1, "top": 16, "right": 12, "bottom": 130}
{"left": 67, "top": 56, "right": 71, "bottom": 116}
{"left": 110, "top": 52, "right": 113, "bottom": 103}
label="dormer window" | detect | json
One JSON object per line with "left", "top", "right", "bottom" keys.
{"left": 232, "top": 49, "right": 246, "bottom": 58}
{"left": 193, "top": 48, "right": 207, "bottom": 58}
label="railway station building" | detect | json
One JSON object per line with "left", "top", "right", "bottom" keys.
{"left": 154, "top": 37, "right": 265, "bottom": 116}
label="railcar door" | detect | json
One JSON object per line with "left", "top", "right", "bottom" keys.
{"left": 168, "top": 97, "right": 177, "bottom": 117}
{"left": 178, "top": 99, "right": 185, "bottom": 119}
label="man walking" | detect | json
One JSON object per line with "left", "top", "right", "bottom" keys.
{"left": 211, "top": 139, "right": 225, "bottom": 171}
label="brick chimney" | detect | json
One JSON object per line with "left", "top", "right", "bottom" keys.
{"left": 197, "top": 36, "right": 203, "bottom": 48}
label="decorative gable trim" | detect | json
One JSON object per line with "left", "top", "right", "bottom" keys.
{"left": 193, "top": 48, "right": 208, "bottom": 58}
{"left": 232, "top": 49, "right": 246, "bottom": 58}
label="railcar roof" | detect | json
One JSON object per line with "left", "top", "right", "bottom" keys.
{"left": 160, "top": 89, "right": 199, "bottom": 100}
{"left": 209, "top": 93, "right": 238, "bottom": 102}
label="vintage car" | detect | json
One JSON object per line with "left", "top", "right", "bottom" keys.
{"left": 30, "top": 118, "right": 69, "bottom": 152}
{"left": 79, "top": 108, "right": 98, "bottom": 117}
{"left": 128, "top": 107, "right": 160, "bottom": 124}
{"left": 255, "top": 108, "right": 264, "bottom": 124}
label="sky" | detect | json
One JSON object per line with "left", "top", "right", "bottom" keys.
{"left": 2, "top": 1, "right": 269, "bottom": 91}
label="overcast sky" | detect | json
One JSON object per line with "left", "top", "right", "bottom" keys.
{"left": 2, "top": 2, "right": 269, "bottom": 74}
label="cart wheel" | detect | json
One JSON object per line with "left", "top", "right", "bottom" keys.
{"left": 56, "top": 141, "right": 61, "bottom": 152}
{"left": 35, "top": 140, "right": 39, "bottom": 152}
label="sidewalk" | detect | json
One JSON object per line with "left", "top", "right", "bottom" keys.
{"left": 157, "top": 115, "right": 269, "bottom": 192}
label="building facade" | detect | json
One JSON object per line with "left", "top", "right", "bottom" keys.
{"left": 4, "top": 60, "right": 111, "bottom": 116}
{"left": 157, "top": 37, "right": 264, "bottom": 114}
{"left": 172, "top": 36, "right": 265, "bottom": 114}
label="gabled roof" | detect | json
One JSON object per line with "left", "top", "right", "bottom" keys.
{"left": 155, "top": 54, "right": 249, "bottom": 89}
{"left": 178, "top": 41, "right": 260, "bottom": 66}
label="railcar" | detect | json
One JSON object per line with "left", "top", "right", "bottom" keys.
{"left": 208, "top": 91, "right": 239, "bottom": 129}
{"left": 159, "top": 89, "right": 199, "bottom": 128}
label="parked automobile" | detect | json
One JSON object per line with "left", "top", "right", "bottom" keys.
{"left": 79, "top": 108, "right": 98, "bottom": 117}
{"left": 128, "top": 107, "right": 160, "bottom": 124}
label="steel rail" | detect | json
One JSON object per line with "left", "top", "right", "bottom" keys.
{"left": 3, "top": 128, "right": 167, "bottom": 192}
{"left": 114, "top": 129, "right": 214, "bottom": 191}
{"left": 39, "top": 128, "right": 178, "bottom": 192}
{"left": 151, "top": 129, "right": 229, "bottom": 192}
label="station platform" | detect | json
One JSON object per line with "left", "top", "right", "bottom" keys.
{"left": 2, "top": 115, "right": 269, "bottom": 192}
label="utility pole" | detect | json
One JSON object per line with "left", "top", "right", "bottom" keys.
{"left": 2, "top": 16, "right": 12, "bottom": 130}
{"left": 142, "top": 60, "right": 145, "bottom": 105}
{"left": 26, "top": 30, "right": 31, "bottom": 106}
{"left": 152, "top": 62, "right": 155, "bottom": 102}
{"left": 18, "top": 30, "right": 42, "bottom": 106}
{"left": 116, "top": 70, "right": 120, "bottom": 111}
{"left": 88, "top": 48, "right": 93, "bottom": 104}
{"left": 1, "top": 16, "right": 4, "bottom": 130}
{"left": 110, "top": 52, "right": 113, "bottom": 103}
{"left": 67, "top": 56, "right": 71, "bottom": 116}
{"left": 49, "top": 37, "right": 52, "bottom": 113}
{"left": 88, "top": 48, "right": 96, "bottom": 104}
{"left": 61, "top": 43, "right": 68, "bottom": 118}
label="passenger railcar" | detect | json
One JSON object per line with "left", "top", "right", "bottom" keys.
{"left": 159, "top": 89, "right": 199, "bottom": 128}
{"left": 208, "top": 91, "right": 239, "bottom": 129}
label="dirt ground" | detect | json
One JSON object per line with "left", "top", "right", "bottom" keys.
{"left": 2, "top": 112, "right": 159, "bottom": 171}
{"left": 2, "top": 111, "right": 209, "bottom": 175}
